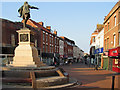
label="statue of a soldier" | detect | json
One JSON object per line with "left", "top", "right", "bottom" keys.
{"left": 18, "top": 1, "right": 39, "bottom": 28}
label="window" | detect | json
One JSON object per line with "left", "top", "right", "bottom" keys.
{"left": 46, "top": 45, "right": 48, "bottom": 53}
{"left": 108, "top": 22, "right": 110, "bottom": 30}
{"left": 105, "top": 25, "right": 107, "bottom": 31}
{"left": 93, "top": 37, "right": 95, "bottom": 42}
{"left": 50, "top": 36, "right": 51, "bottom": 43}
{"left": 107, "top": 38, "right": 109, "bottom": 49}
{"left": 46, "top": 34, "right": 48, "bottom": 42}
{"left": 113, "top": 34, "right": 116, "bottom": 47}
{"left": 35, "top": 39, "right": 37, "bottom": 47}
{"left": 105, "top": 40, "right": 106, "bottom": 50}
{"left": 119, "top": 32, "right": 120, "bottom": 45}
{"left": 114, "top": 16, "right": 116, "bottom": 26}
{"left": 43, "top": 33, "right": 45, "bottom": 41}
{"left": 55, "top": 46, "right": 56, "bottom": 52}
{"left": 11, "top": 34, "right": 15, "bottom": 46}
{"left": 52, "top": 46, "right": 53, "bottom": 53}
{"left": 52, "top": 37, "right": 53, "bottom": 44}
{"left": 55, "top": 37, "right": 56, "bottom": 44}
{"left": 43, "top": 44, "right": 45, "bottom": 52}
{"left": 50, "top": 46, "right": 51, "bottom": 53}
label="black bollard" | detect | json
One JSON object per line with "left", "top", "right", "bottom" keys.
{"left": 112, "top": 76, "right": 115, "bottom": 90}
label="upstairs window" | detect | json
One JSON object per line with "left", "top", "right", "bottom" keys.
{"left": 46, "top": 34, "right": 48, "bottom": 42}
{"left": 43, "top": 33, "right": 45, "bottom": 41}
{"left": 114, "top": 16, "right": 116, "bottom": 26}
{"left": 119, "top": 32, "right": 120, "bottom": 45}
{"left": 108, "top": 22, "right": 110, "bottom": 30}
{"left": 107, "top": 38, "right": 109, "bottom": 49}
{"left": 92, "top": 37, "right": 95, "bottom": 42}
{"left": 113, "top": 34, "right": 116, "bottom": 47}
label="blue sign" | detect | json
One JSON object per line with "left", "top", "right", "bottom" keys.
{"left": 94, "top": 47, "right": 103, "bottom": 54}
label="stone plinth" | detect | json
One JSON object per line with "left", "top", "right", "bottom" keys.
{"left": 11, "top": 28, "right": 45, "bottom": 67}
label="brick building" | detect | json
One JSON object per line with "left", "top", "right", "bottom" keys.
{"left": 1, "top": 18, "right": 82, "bottom": 66}
{"left": 103, "top": 1, "right": 120, "bottom": 73}
{"left": 1, "top": 18, "right": 60, "bottom": 65}
{"left": 60, "top": 36, "right": 75, "bottom": 61}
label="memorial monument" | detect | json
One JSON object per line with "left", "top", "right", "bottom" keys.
{"left": 11, "top": 1, "right": 44, "bottom": 67}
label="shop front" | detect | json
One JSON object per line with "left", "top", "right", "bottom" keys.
{"left": 103, "top": 51, "right": 109, "bottom": 70}
{"left": 108, "top": 47, "right": 120, "bottom": 73}
{"left": 94, "top": 47, "right": 103, "bottom": 67}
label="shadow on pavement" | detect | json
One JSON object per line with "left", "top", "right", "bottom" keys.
{"left": 59, "top": 63, "right": 120, "bottom": 89}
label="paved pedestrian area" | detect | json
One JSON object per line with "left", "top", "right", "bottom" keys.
{"left": 59, "top": 63, "right": 120, "bottom": 89}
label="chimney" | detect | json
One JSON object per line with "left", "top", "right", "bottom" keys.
{"left": 38, "top": 22, "right": 44, "bottom": 26}
{"left": 54, "top": 30, "right": 57, "bottom": 35}
{"left": 46, "top": 26, "right": 51, "bottom": 31}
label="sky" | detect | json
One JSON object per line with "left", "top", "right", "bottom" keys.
{"left": 0, "top": 0, "right": 118, "bottom": 53}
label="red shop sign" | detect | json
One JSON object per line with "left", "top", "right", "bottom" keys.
{"left": 108, "top": 48, "right": 118, "bottom": 57}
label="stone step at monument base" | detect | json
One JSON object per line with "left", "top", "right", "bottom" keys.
{"left": 36, "top": 76, "right": 68, "bottom": 87}
{"left": 2, "top": 67, "right": 72, "bottom": 89}
{"left": 13, "top": 56, "right": 40, "bottom": 63}
{"left": 12, "top": 59, "right": 45, "bottom": 67}
{"left": 11, "top": 64, "right": 37, "bottom": 67}
{"left": 11, "top": 61, "right": 37, "bottom": 67}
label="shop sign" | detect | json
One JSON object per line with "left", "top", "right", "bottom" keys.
{"left": 94, "top": 47, "right": 103, "bottom": 54}
{"left": 108, "top": 48, "right": 118, "bottom": 57}
{"left": 99, "top": 47, "right": 103, "bottom": 53}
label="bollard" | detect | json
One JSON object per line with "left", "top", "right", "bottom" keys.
{"left": 112, "top": 76, "right": 115, "bottom": 90}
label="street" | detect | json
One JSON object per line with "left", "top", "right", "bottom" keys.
{"left": 59, "top": 63, "right": 120, "bottom": 89}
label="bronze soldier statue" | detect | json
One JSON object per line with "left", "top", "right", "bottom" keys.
{"left": 18, "top": 1, "right": 39, "bottom": 28}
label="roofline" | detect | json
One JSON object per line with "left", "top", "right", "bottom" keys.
{"left": 103, "top": 1, "right": 120, "bottom": 24}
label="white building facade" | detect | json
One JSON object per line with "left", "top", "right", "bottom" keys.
{"left": 94, "top": 28, "right": 104, "bottom": 67}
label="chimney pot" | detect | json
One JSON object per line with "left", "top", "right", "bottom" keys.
{"left": 39, "top": 22, "right": 44, "bottom": 26}
{"left": 46, "top": 26, "right": 51, "bottom": 30}
{"left": 54, "top": 30, "right": 57, "bottom": 35}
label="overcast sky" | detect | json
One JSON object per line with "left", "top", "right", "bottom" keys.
{"left": 0, "top": 0, "right": 117, "bottom": 53}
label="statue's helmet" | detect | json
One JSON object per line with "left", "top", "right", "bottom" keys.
{"left": 24, "top": 1, "right": 28, "bottom": 4}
